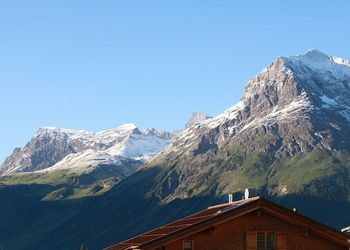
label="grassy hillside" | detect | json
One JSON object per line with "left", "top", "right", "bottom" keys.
{"left": 0, "top": 149, "right": 349, "bottom": 249}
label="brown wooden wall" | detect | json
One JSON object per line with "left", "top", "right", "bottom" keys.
{"left": 146, "top": 211, "right": 347, "bottom": 250}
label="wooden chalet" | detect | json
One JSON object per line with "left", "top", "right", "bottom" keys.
{"left": 104, "top": 196, "right": 350, "bottom": 250}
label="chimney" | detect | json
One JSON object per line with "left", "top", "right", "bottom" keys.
{"left": 228, "top": 194, "right": 233, "bottom": 203}
{"left": 244, "top": 188, "right": 250, "bottom": 200}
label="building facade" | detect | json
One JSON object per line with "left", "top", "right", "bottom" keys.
{"left": 104, "top": 196, "right": 349, "bottom": 250}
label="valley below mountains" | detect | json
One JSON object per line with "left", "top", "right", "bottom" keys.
{"left": 1, "top": 49, "right": 350, "bottom": 250}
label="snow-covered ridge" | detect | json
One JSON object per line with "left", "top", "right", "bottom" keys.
{"left": 238, "top": 92, "right": 312, "bottom": 134}
{"left": 38, "top": 123, "right": 172, "bottom": 173}
{"left": 36, "top": 123, "right": 172, "bottom": 149}
{"left": 1, "top": 123, "right": 173, "bottom": 175}
{"left": 287, "top": 49, "right": 350, "bottom": 78}
{"left": 202, "top": 101, "right": 245, "bottom": 129}
{"left": 38, "top": 123, "right": 138, "bottom": 140}
{"left": 42, "top": 131, "right": 173, "bottom": 174}
{"left": 331, "top": 56, "right": 350, "bottom": 68}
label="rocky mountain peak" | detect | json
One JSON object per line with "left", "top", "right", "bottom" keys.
{"left": 144, "top": 50, "right": 350, "bottom": 203}
{"left": 0, "top": 123, "right": 172, "bottom": 176}
{"left": 298, "top": 48, "right": 330, "bottom": 62}
{"left": 285, "top": 49, "right": 350, "bottom": 79}
{"left": 240, "top": 49, "right": 350, "bottom": 121}
{"left": 185, "top": 112, "right": 211, "bottom": 128}
{"left": 160, "top": 50, "right": 350, "bottom": 161}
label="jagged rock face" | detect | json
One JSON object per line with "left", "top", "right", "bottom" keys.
{"left": 146, "top": 50, "right": 350, "bottom": 201}
{"left": 185, "top": 112, "right": 211, "bottom": 128}
{"left": 0, "top": 129, "right": 79, "bottom": 174}
{"left": 232, "top": 50, "right": 350, "bottom": 156}
{"left": 158, "top": 50, "right": 350, "bottom": 162}
{"left": 0, "top": 124, "right": 172, "bottom": 176}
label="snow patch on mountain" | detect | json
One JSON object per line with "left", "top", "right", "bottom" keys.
{"left": 331, "top": 56, "right": 350, "bottom": 68}
{"left": 40, "top": 150, "right": 120, "bottom": 173}
{"left": 239, "top": 93, "right": 312, "bottom": 134}
{"left": 203, "top": 101, "right": 245, "bottom": 129}
{"left": 340, "top": 110, "right": 350, "bottom": 122}
{"left": 320, "top": 95, "right": 338, "bottom": 107}
{"left": 106, "top": 133, "right": 171, "bottom": 159}
{"left": 288, "top": 49, "right": 350, "bottom": 78}
{"left": 40, "top": 125, "right": 172, "bottom": 173}
{"left": 0, "top": 123, "right": 172, "bottom": 175}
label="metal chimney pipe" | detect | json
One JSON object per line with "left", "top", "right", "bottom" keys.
{"left": 228, "top": 194, "right": 233, "bottom": 203}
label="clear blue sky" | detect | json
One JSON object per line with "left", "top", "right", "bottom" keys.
{"left": 0, "top": 1, "right": 349, "bottom": 162}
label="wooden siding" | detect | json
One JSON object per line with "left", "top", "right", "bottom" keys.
{"left": 147, "top": 211, "right": 347, "bottom": 250}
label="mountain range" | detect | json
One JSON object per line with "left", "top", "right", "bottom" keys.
{"left": 0, "top": 49, "right": 350, "bottom": 250}
{"left": 1, "top": 123, "right": 172, "bottom": 174}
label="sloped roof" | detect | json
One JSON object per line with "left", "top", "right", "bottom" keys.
{"left": 104, "top": 196, "right": 349, "bottom": 250}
